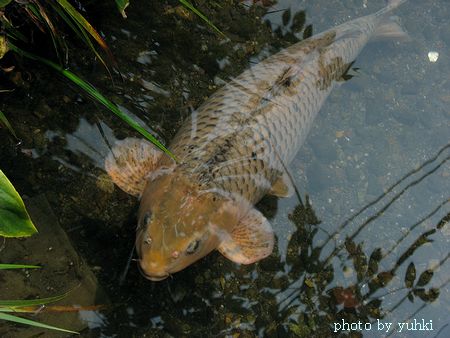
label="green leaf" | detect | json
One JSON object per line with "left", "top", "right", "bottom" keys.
{"left": 0, "top": 264, "right": 40, "bottom": 270}
{"left": 0, "top": 313, "right": 78, "bottom": 334}
{"left": 0, "top": 170, "right": 38, "bottom": 237}
{"left": 8, "top": 43, "right": 177, "bottom": 162}
{"left": 0, "top": 0, "right": 13, "bottom": 9}
{"left": 178, "top": 0, "right": 227, "bottom": 38}
{"left": 116, "top": 0, "right": 130, "bottom": 18}
{"left": 0, "top": 293, "right": 68, "bottom": 308}
{"left": 0, "top": 110, "right": 17, "bottom": 138}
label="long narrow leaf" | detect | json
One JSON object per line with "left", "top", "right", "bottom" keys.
{"left": 0, "top": 292, "right": 69, "bottom": 307}
{"left": 0, "top": 110, "right": 17, "bottom": 138}
{"left": 3, "top": 19, "right": 28, "bottom": 43}
{"left": 50, "top": 2, "right": 109, "bottom": 72}
{"left": 0, "top": 313, "right": 78, "bottom": 334}
{"left": 55, "top": 0, "right": 116, "bottom": 67}
{"left": 9, "top": 43, "right": 177, "bottom": 162}
{"left": 25, "top": 3, "right": 63, "bottom": 62}
{"left": 0, "top": 263, "right": 40, "bottom": 270}
{"left": 49, "top": 2, "right": 100, "bottom": 65}
{"left": 178, "top": 0, "right": 227, "bottom": 38}
{"left": 0, "top": 304, "right": 104, "bottom": 313}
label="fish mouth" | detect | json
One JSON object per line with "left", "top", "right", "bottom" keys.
{"left": 144, "top": 274, "right": 169, "bottom": 282}
{"left": 137, "top": 263, "right": 169, "bottom": 281}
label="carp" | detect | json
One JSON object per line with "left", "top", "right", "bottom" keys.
{"left": 106, "top": 0, "right": 408, "bottom": 281}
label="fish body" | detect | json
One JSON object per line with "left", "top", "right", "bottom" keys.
{"left": 106, "top": 0, "right": 407, "bottom": 281}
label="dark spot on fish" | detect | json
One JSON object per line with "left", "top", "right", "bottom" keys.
{"left": 316, "top": 55, "right": 354, "bottom": 91}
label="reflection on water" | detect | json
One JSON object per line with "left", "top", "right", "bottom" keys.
{"left": 0, "top": 0, "right": 449, "bottom": 337}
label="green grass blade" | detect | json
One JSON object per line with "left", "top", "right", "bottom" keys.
{"left": 0, "top": 263, "right": 40, "bottom": 270}
{"left": 0, "top": 313, "right": 78, "bottom": 334}
{"left": 0, "top": 110, "right": 17, "bottom": 138}
{"left": 3, "top": 20, "right": 28, "bottom": 43}
{"left": 50, "top": 2, "right": 110, "bottom": 72}
{"left": 9, "top": 43, "right": 177, "bottom": 162}
{"left": 50, "top": 3, "right": 96, "bottom": 53}
{"left": 0, "top": 293, "right": 68, "bottom": 307}
{"left": 25, "top": 3, "right": 63, "bottom": 62}
{"left": 56, "top": 0, "right": 115, "bottom": 66}
{"left": 178, "top": 0, "right": 227, "bottom": 38}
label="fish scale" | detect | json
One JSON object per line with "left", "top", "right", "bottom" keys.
{"left": 160, "top": 1, "right": 405, "bottom": 204}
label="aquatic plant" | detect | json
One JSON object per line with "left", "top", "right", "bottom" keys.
{"left": 0, "top": 0, "right": 114, "bottom": 69}
{"left": 0, "top": 110, "right": 16, "bottom": 138}
{"left": 0, "top": 280, "right": 78, "bottom": 335}
{"left": 0, "top": 172, "right": 85, "bottom": 334}
{"left": 1, "top": 0, "right": 225, "bottom": 158}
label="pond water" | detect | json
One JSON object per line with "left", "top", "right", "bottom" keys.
{"left": 1, "top": 0, "right": 449, "bottom": 337}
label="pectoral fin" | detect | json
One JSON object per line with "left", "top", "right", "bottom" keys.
{"left": 105, "top": 137, "right": 162, "bottom": 197}
{"left": 268, "top": 172, "right": 294, "bottom": 198}
{"left": 218, "top": 208, "right": 274, "bottom": 264}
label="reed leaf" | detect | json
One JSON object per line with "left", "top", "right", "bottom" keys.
{"left": 0, "top": 110, "right": 17, "bottom": 138}
{"left": 0, "top": 264, "right": 41, "bottom": 270}
{"left": 178, "top": 0, "right": 227, "bottom": 38}
{"left": 0, "top": 313, "right": 78, "bottom": 334}
{"left": 55, "top": 0, "right": 116, "bottom": 67}
{"left": 0, "top": 293, "right": 69, "bottom": 308}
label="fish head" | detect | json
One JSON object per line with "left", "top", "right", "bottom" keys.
{"left": 135, "top": 169, "right": 237, "bottom": 281}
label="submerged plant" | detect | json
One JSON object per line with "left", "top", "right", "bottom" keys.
{"left": 0, "top": 275, "right": 79, "bottom": 335}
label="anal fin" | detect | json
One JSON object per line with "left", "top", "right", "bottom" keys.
{"left": 268, "top": 172, "right": 294, "bottom": 198}
{"left": 105, "top": 137, "right": 162, "bottom": 197}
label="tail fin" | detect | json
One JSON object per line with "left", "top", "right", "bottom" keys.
{"left": 374, "top": 15, "right": 410, "bottom": 41}
{"left": 376, "top": 0, "right": 408, "bottom": 17}
{"left": 387, "top": 0, "right": 408, "bottom": 11}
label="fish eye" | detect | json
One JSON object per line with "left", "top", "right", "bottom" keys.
{"left": 142, "top": 212, "right": 152, "bottom": 226}
{"left": 186, "top": 239, "right": 200, "bottom": 255}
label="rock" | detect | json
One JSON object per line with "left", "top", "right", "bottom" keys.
{"left": 0, "top": 194, "right": 108, "bottom": 338}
